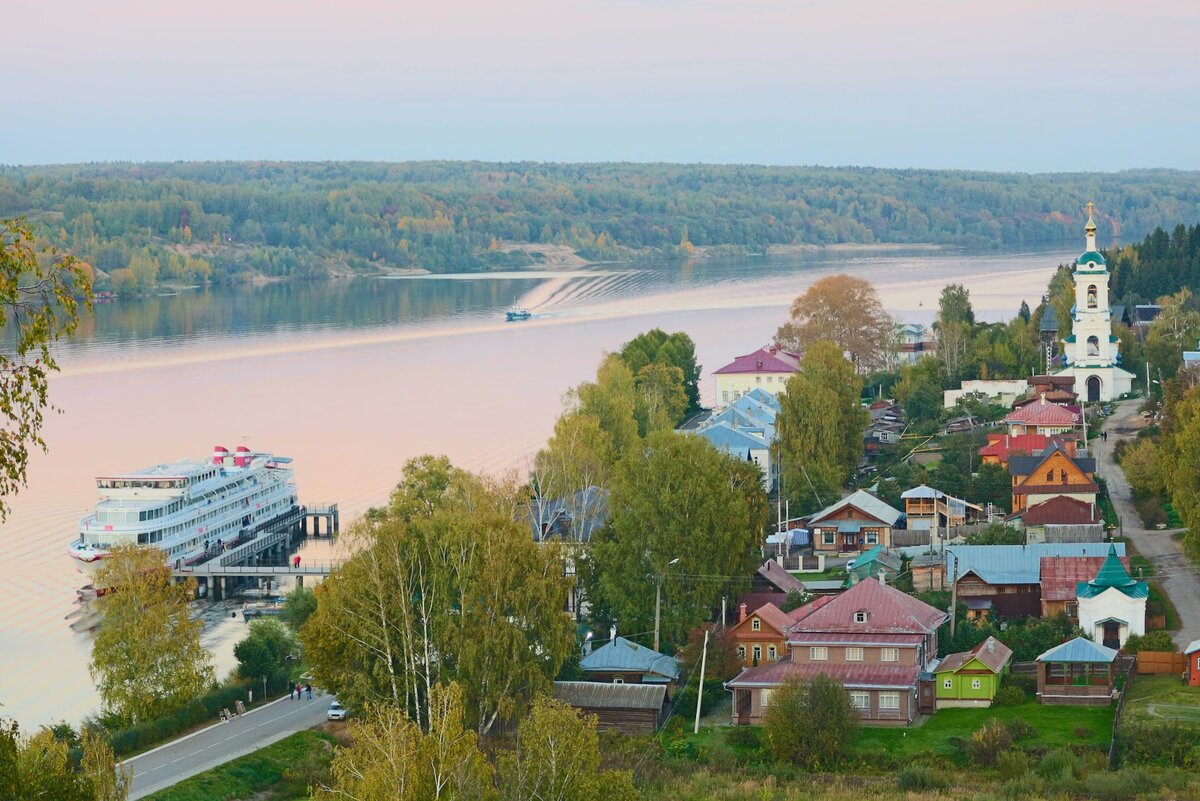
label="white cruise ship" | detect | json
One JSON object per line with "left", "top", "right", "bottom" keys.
{"left": 68, "top": 445, "right": 299, "bottom": 574}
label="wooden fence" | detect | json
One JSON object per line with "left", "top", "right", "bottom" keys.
{"left": 1108, "top": 656, "right": 1138, "bottom": 769}
{"left": 892, "top": 530, "right": 932, "bottom": 547}
{"left": 1136, "top": 650, "right": 1185, "bottom": 675}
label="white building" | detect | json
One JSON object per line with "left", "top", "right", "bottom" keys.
{"left": 1055, "top": 205, "right": 1135, "bottom": 402}
{"left": 712, "top": 346, "right": 799, "bottom": 409}
{"left": 943, "top": 379, "right": 1031, "bottom": 409}
{"left": 1076, "top": 544, "right": 1147, "bottom": 649}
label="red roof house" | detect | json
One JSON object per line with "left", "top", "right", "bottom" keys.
{"left": 1040, "top": 555, "right": 1132, "bottom": 617}
{"left": 728, "top": 578, "right": 946, "bottom": 726}
{"left": 713, "top": 345, "right": 801, "bottom": 375}
{"left": 1004, "top": 398, "right": 1080, "bottom": 436}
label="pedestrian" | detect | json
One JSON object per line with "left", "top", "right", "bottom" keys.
{"left": 296, "top": 683, "right": 302, "bottom": 700}
{"left": 305, "top": 683, "right": 312, "bottom": 700}
{"left": 289, "top": 685, "right": 295, "bottom": 700}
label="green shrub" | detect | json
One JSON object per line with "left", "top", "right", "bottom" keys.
{"left": 1084, "top": 769, "right": 1157, "bottom": 801}
{"left": 997, "top": 773, "right": 1044, "bottom": 801}
{"left": 991, "top": 686, "right": 1026, "bottom": 707}
{"left": 1004, "top": 674, "right": 1037, "bottom": 696}
{"left": 967, "top": 719, "right": 1013, "bottom": 767}
{"left": 896, "top": 765, "right": 947, "bottom": 791}
{"left": 1037, "top": 748, "right": 1085, "bottom": 782}
{"left": 996, "top": 749, "right": 1033, "bottom": 780}
{"left": 723, "top": 726, "right": 760, "bottom": 749}
{"left": 1116, "top": 722, "right": 1200, "bottom": 768}
{"left": 1004, "top": 718, "right": 1037, "bottom": 741}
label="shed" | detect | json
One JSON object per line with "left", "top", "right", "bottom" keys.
{"left": 934, "top": 636, "right": 1013, "bottom": 708}
{"left": 1186, "top": 640, "right": 1200, "bottom": 688}
{"left": 553, "top": 681, "right": 667, "bottom": 734}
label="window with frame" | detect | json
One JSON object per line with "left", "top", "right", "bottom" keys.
{"left": 943, "top": 678, "right": 953, "bottom": 689}
{"left": 752, "top": 646, "right": 762, "bottom": 662}
{"left": 737, "top": 645, "right": 746, "bottom": 659}
{"left": 751, "top": 618, "right": 760, "bottom": 631}
{"left": 810, "top": 647, "right": 828, "bottom": 661}
{"left": 881, "top": 648, "right": 899, "bottom": 662}
{"left": 849, "top": 691, "right": 870, "bottom": 710}
{"left": 822, "top": 531, "right": 835, "bottom": 545}
{"left": 613, "top": 677, "right": 624, "bottom": 684}
{"left": 866, "top": 531, "right": 878, "bottom": 545}
{"left": 879, "top": 692, "right": 900, "bottom": 710}
{"left": 768, "top": 645, "right": 777, "bottom": 661}
{"left": 760, "top": 689, "right": 773, "bottom": 708}
{"left": 846, "top": 647, "right": 864, "bottom": 661}
{"left": 854, "top": 611, "right": 868, "bottom": 623}
{"left": 971, "top": 679, "right": 982, "bottom": 690}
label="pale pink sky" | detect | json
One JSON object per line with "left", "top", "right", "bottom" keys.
{"left": 4, "top": 0, "right": 1198, "bottom": 168}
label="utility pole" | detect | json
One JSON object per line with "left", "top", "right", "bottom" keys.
{"left": 949, "top": 552, "right": 959, "bottom": 638}
{"left": 653, "top": 577, "right": 662, "bottom": 653}
{"left": 693, "top": 628, "right": 709, "bottom": 735}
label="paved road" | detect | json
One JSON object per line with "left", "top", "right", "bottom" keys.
{"left": 1094, "top": 399, "right": 1200, "bottom": 649}
{"left": 123, "top": 692, "right": 331, "bottom": 800}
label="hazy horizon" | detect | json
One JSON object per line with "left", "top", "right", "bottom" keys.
{"left": 4, "top": 1, "right": 1198, "bottom": 171}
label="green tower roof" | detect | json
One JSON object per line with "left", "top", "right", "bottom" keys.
{"left": 1076, "top": 544, "right": 1148, "bottom": 599}
{"left": 1076, "top": 250, "right": 1107, "bottom": 266}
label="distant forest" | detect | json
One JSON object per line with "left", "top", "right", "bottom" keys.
{"left": 1109, "top": 223, "right": 1200, "bottom": 304}
{"left": 3, "top": 162, "right": 1200, "bottom": 293}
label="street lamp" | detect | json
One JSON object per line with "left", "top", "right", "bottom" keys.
{"left": 653, "top": 558, "right": 681, "bottom": 653}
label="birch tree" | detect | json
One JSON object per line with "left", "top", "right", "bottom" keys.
{"left": 301, "top": 457, "right": 574, "bottom": 734}
{"left": 0, "top": 219, "right": 92, "bottom": 519}
{"left": 89, "top": 545, "right": 213, "bottom": 725}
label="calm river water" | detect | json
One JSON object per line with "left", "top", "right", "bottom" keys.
{"left": 0, "top": 246, "right": 1071, "bottom": 727}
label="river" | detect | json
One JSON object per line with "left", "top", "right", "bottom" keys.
{"left": 0, "top": 246, "right": 1071, "bottom": 727}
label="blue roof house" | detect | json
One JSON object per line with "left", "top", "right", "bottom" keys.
{"left": 580, "top": 635, "right": 681, "bottom": 690}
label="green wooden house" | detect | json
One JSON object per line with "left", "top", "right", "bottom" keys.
{"left": 933, "top": 636, "right": 1013, "bottom": 708}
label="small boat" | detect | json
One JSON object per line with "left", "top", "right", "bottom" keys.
{"left": 505, "top": 305, "right": 532, "bottom": 321}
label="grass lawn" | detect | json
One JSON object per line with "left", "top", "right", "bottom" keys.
{"left": 853, "top": 699, "right": 1114, "bottom": 760}
{"left": 143, "top": 730, "right": 335, "bottom": 801}
{"left": 789, "top": 569, "right": 846, "bottom": 582}
{"left": 1121, "top": 675, "right": 1200, "bottom": 726}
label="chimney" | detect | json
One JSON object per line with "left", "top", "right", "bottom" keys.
{"left": 609, "top": 623, "right": 617, "bottom": 642}
{"left": 987, "top": 638, "right": 995, "bottom": 653}
{"left": 738, "top": 603, "right": 748, "bottom": 623}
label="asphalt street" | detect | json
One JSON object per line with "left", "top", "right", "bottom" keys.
{"left": 123, "top": 691, "right": 331, "bottom": 800}
{"left": 1095, "top": 399, "right": 1200, "bottom": 649}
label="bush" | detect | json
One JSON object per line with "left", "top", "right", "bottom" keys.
{"left": 1084, "top": 769, "right": 1157, "bottom": 801}
{"left": 1004, "top": 718, "right": 1037, "bottom": 741}
{"left": 1037, "top": 748, "right": 1085, "bottom": 782}
{"left": 967, "top": 719, "right": 1013, "bottom": 767}
{"left": 1004, "top": 674, "right": 1037, "bottom": 696}
{"left": 991, "top": 686, "right": 1026, "bottom": 707}
{"left": 996, "top": 749, "right": 1032, "bottom": 780}
{"left": 896, "top": 765, "right": 947, "bottom": 791}
{"left": 762, "top": 675, "right": 859, "bottom": 770}
{"left": 723, "top": 726, "right": 761, "bottom": 750}
{"left": 1116, "top": 722, "right": 1200, "bottom": 768}
{"left": 1122, "top": 631, "right": 1176, "bottom": 653}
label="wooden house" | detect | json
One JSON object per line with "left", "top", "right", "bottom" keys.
{"left": 552, "top": 681, "right": 667, "bottom": 734}
{"left": 1008, "top": 442, "right": 1097, "bottom": 514}
{"left": 579, "top": 636, "right": 680, "bottom": 690}
{"left": 729, "top": 597, "right": 834, "bottom": 667}
{"left": 809, "top": 490, "right": 902, "bottom": 555}
{"left": 933, "top": 636, "right": 1013, "bottom": 708}
{"left": 1186, "top": 640, "right": 1200, "bottom": 688}
{"left": 728, "top": 578, "right": 946, "bottom": 727}
{"left": 1003, "top": 397, "right": 1080, "bottom": 437}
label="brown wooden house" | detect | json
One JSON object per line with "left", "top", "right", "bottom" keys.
{"left": 729, "top": 597, "right": 835, "bottom": 667}
{"left": 728, "top": 578, "right": 946, "bottom": 727}
{"left": 552, "top": 681, "right": 667, "bottom": 734}
{"left": 809, "top": 490, "right": 902, "bottom": 555}
{"left": 1008, "top": 442, "right": 1097, "bottom": 514}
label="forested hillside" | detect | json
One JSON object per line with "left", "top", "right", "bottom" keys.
{"left": 3, "top": 162, "right": 1200, "bottom": 292}
{"left": 1109, "top": 223, "right": 1200, "bottom": 303}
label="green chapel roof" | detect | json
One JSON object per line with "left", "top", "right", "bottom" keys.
{"left": 1076, "top": 250, "right": 1107, "bottom": 267}
{"left": 1076, "top": 544, "right": 1149, "bottom": 599}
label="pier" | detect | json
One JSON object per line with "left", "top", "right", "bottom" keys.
{"left": 173, "top": 503, "right": 342, "bottom": 600}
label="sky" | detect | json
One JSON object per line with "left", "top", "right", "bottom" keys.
{"left": 4, "top": 0, "right": 1199, "bottom": 170}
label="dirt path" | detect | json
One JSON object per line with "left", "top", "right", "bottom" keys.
{"left": 1094, "top": 399, "right": 1200, "bottom": 649}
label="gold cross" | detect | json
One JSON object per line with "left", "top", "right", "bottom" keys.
{"left": 1086, "top": 201, "right": 1095, "bottom": 220}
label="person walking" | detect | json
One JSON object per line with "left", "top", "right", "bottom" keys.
{"left": 295, "top": 683, "right": 302, "bottom": 700}
{"left": 305, "top": 683, "right": 312, "bottom": 700}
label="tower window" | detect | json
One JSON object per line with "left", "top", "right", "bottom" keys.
{"left": 1087, "top": 285, "right": 1098, "bottom": 309}
{"left": 1087, "top": 336, "right": 1100, "bottom": 358}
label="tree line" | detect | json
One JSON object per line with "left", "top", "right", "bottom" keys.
{"left": 5, "top": 162, "right": 1200, "bottom": 292}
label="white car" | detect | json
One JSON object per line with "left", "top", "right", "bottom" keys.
{"left": 327, "top": 701, "right": 348, "bottom": 721}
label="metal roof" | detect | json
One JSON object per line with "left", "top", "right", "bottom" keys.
{"left": 946, "top": 543, "right": 1125, "bottom": 585}
{"left": 810, "top": 490, "right": 902, "bottom": 528}
{"left": 580, "top": 637, "right": 680, "bottom": 679}
{"left": 552, "top": 681, "right": 666, "bottom": 710}
{"left": 1037, "top": 636, "right": 1118, "bottom": 664}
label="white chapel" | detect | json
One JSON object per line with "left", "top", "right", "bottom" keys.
{"left": 1056, "top": 204, "right": 1135, "bottom": 402}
